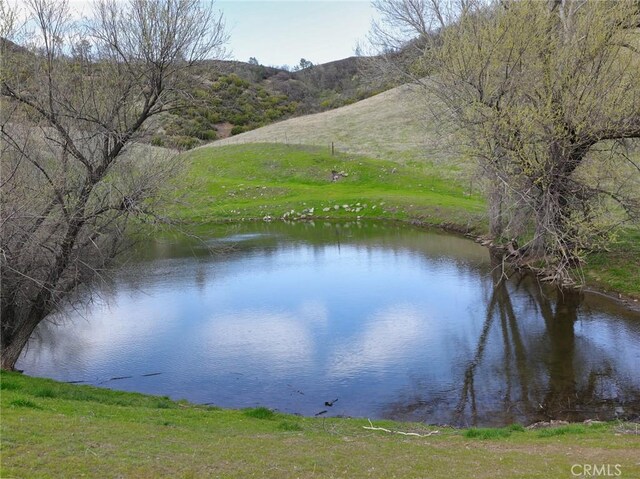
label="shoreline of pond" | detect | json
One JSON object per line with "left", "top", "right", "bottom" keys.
{"left": 4, "top": 370, "right": 640, "bottom": 430}
{"left": 3, "top": 370, "right": 639, "bottom": 478}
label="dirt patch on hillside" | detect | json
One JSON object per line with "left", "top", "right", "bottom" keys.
{"left": 215, "top": 122, "right": 234, "bottom": 139}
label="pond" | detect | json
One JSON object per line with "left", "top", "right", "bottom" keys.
{"left": 17, "top": 221, "right": 640, "bottom": 426}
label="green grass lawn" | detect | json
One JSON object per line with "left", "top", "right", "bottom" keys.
{"left": 583, "top": 228, "right": 640, "bottom": 298}
{"left": 2, "top": 371, "right": 639, "bottom": 478}
{"left": 172, "top": 143, "right": 485, "bottom": 230}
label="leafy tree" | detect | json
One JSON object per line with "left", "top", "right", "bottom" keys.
{"left": 372, "top": 0, "right": 640, "bottom": 283}
{"left": 295, "top": 58, "right": 314, "bottom": 71}
{"left": 0, "top": 0, "right": 227, "bottom": 370}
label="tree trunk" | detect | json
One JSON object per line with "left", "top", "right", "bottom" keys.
{"left": 1, "top": 311, "right": 42, "bottom": 370}
{"left": 488, "top": 181, "right": 505, "bottom": 238}
{"left": 529, "top": 159, "right": 574, "bottom": 262}
{"left": 530, "top": 195, "right": 550, "bottom": 259}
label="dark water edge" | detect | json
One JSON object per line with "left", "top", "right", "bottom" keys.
{"left": 17, "top": 221, "right": 640, "bottom": 426}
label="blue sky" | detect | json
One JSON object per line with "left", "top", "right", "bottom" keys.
{"left": 65, "top": 0, "right": 378, "bottom": 67}
{"left": 218, "top": 1, "right": 377, "bottom": 67}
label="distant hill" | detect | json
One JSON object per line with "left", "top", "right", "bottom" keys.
{"left": 154, "top": 56, "right": 395, "bottom": 149}
{"left": 0, "top": 37, "right": 29, "bottom": 54}
{"left": 209, "top": 56, "right": 388, "bottom": 112}
{"left": 0, "top": 36, "right": 404, "bottom": 150}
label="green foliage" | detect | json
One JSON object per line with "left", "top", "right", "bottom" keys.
{"left": 465, "top": 423, "right": 597, "bottom": 439}
{"left": 0, "top": 380, "right": 21, "bottom": 390}
{"left": 506, "top": 424, "right": 525, "bottom": 432}
{"left": 374, "top": 0, "right": 640, "bottom": 284}
{"left": 536, "top": 425, "right": 588, "bottom": 438}
{"left": 464, "top": 427, "right": 516, "bottom": 439}
{"left": 159, "top": 73, "right": 298, "bottom": 147}
{"left": 230, "top": 125, "right": 249, "bottom": 136}
{"left": 155, "top": 398, "right": 173, "bottom": 409}
{"left": 174, "top": 136, "right": 199, "bottom": 150}
{"left": 196, "top": 129, "right": 217, "bottom": 141}
{"left": 32, "top": 387, "right": 56, "bottom": 398}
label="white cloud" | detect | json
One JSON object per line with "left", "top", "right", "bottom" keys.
{"left": 328, "top": 304, "right": 431, "bottom": 378}
{"left": 202, "top": 309, "right": 316, "bottom": 374}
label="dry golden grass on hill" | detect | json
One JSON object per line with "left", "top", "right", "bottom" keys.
{"left": 211, "top": 84, "right": 458, "bottom": 167}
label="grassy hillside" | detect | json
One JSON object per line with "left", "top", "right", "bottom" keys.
{"left": 2, "top": 371, "right": 639, "bottom": 478}
{"left": 171, "top": 141, "right": 639, "bottom": 298}
{"left": 173, "top": 143, "right": 484, "bottom": 229}
{"left": 154, "top": 57, "right": 390, "bottom": 149}
{"left": 210, "top": 84, "right": 459, "bottom": 168}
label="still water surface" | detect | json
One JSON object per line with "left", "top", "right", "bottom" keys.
{"left": 18, "top": 222, "right": 640, "bottom": 426}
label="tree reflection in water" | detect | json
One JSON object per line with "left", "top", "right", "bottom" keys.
{"left": 18, "top": 223, "right": 640, "bottom": 426}
{"left": 388, "top": 255, "right": 640, "bottom": 426}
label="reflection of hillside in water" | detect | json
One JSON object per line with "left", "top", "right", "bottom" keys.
{"left": 383, "top": 257, "right": 640, "bottom": 426}
{"left": 118, "top": 221, "right": 489, "bottom": 291}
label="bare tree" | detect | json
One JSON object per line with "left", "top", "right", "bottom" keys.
{"left": 0, "top": 0, "right": 18, "bottom": 40}
{"left": 0, "top": 0, "right": 227, "bottom": 370}
{"left": 371, "top": 0, "right": 640, "bottom": 283}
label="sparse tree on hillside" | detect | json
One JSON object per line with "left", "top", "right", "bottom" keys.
{"left": 294, "top": 58, "right": 314, "bottom": 71}
{"left": 0, "top": 0, "right": 227, "bottom": 370}
{"left": 372, "top": 0, "right": 640, "bottom": 283}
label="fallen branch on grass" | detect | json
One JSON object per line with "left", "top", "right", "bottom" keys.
{"left": 363, "top": 419, "right": 439, "bottom": 437}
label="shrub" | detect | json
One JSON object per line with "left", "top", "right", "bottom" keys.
{"left": 196, "top": 129, "right": 217, "bottom": 141}
{"left": 231, "top": 125, "right": 248, "bottom": 136}
{"left": 151, "top": 136, "right": 165, "bottom": 147}
{"left": 243, "top": 407, "right": 275, "bottom": 420}
{"left": 174, "top": 136, "right": 199, "bottom": 150}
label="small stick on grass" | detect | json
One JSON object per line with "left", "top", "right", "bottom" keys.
{"left": 363, "top": 419, "right": 439, "bottom": 437}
